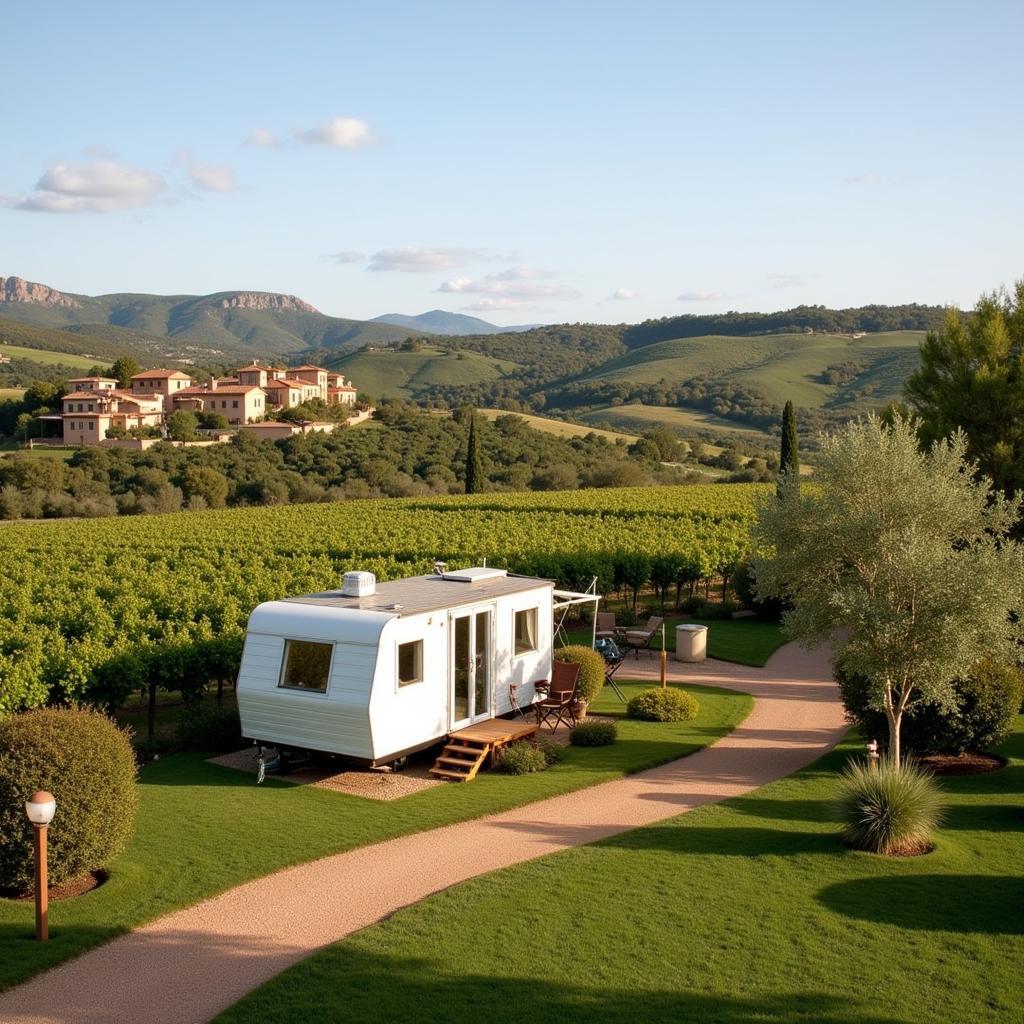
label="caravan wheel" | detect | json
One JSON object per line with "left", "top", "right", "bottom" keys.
{"left": 386, "top": 755, "right": 409, "bottom": 772}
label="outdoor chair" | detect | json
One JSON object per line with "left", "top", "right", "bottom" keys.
{"left": 594, "top": 637, "right": 626, "bottom": 702}
{"left": 595, "top": 612, "right": 619, "bottom": 641}
{"left": 535, "top": 661, "right": 581, "bottom": 731}
{"left": 622, "top": 616, "right": 664, "bottom": 658}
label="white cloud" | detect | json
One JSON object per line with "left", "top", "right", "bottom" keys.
{"left": 246, "top": 127, "right": 279, "bottom": 148}
{"left": 6, "top": 159, "right": 166, "bottom": 213}
{"left": 768, "top": 274, "right": 805, "bottom": 289}
{"left": 323, "top": 251, "right": 365, "bottom": 264}
{"left": 188, "top": 162, "right": 237, "bottom": 193}
{"left": 437, "top": 266, "right": 580, "bottom": 307}
{"left": 677, "top": 290, "right": 728, "bottom": 302}
{"left": 297, "top": 116, "right": 373, "bottom": 150}
{"left": 843, "top": 172, "right": 880, "bottom": 185}
{"left": 610, "top": 287, "right": 635, "bottom": 300}
{"left": 368, "top": 246, "right": 484, "bottom": 273}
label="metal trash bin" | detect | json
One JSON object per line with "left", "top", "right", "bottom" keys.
{"left": 675, "top": 624, "right": 707, "bottom": 663}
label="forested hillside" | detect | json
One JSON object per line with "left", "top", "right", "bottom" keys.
{"left": 0, "top": 404, "right": 709, "bottom": 520}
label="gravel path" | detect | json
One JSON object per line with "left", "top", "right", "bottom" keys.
{"left": 0, "top": 643, "right": 846, "bottom": 1024}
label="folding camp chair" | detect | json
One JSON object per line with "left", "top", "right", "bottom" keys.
{"left": 535, "top": 661, "right": 580, "bottom": 731}
{"left": 595, "top": 612, "right": 619, "bottom": 641}
{"left": 622, "top": 616, "right": 664, "bottom": 659}
{"left": 594, "top": 637, "right": 626, "bottom": 703}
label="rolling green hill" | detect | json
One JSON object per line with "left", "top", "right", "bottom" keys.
{"left": 576, "top": 331, "right": 924, "bottom": 411}
{"left": 0, "top": 277, "right": 419, "bottom": 359}
{"left": 478, "top": 408, "right": 639, "bottom": 443}
{"left": 580, "top": 403, "right": 775, "bottom": 443}
{"left": 326, "top": 347, "right": 520, "bottom": 400}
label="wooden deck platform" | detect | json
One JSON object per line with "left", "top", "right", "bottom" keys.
{"left": 449, "top": 718, "right": 538, "bottom": 745}
{"left": 429, "top": 717, "right": 539, "bottom": 782}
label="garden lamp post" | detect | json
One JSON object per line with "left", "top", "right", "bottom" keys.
{"left": 24, "top": 791, "right": 56, "bottom": 941}
{"left": 866, "top": 739, "right": 880, "bottom": 771}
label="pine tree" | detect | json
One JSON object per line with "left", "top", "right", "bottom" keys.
{"left": 778, "top": 400, "right": 799, "bottom": 493}
{"left": 464, "top": 411, "right": 483, "bottom": 494}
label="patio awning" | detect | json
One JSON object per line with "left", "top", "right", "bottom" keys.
{"left": 552, "top": 579, "right": 602, "bottom": 648}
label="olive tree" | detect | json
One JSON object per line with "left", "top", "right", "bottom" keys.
{"left": 751, "top": 414, "right": 1024, "bottom": 766}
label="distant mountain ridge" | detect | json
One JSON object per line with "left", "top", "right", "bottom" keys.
{"left": 0, "top": 275, "right": 418, "bottom": 357}
{"left": 371, "top": 309, "right": 541, "bottom": 335}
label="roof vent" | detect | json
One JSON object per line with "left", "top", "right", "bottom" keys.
{"left": 342, "top": 571, "right": 376, "bottom": 597}
{"left": 441, "top": 567, "right": 508, "bottom": 584}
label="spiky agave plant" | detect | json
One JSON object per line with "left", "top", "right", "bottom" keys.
{"left": 837, "top": 758, "right": 944, "bottom": 855}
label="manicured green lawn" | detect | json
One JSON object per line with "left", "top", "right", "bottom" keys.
{"left": 0, "top": 682, "right": 750, "bottom": 992}
{"left": 215, "top": 719, "right": 1024, "bottom": 1024}
{"left": 567, "top": 616, "right": 785, "bottom": 667}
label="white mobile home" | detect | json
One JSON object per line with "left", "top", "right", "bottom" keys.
{"left": 236, "top": 567, "right": 556, "bottom": 766}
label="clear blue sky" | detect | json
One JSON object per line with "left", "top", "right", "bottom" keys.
{"left": 3, "top": 1, "right": 1022, "bottom": 325}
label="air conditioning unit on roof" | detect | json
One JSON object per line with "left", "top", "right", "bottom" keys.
{"left": 342, "top": 571, "right": 376, "bottom": 597}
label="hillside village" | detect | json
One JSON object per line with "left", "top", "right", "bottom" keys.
{"left": 52, "top": 361, "right": 359, "bottom": 447}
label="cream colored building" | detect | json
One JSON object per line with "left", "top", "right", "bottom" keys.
{"left": 61, "top": 389, "right": 164, "bottom": 445}
{"left": 171, "top": 383, "right": 267, "bottom": 425}
{"left": 67, "top": 376, "right": 118, "bottom": 392}
{"left": 130, "top": 369, "right": 193, "bottom": 402}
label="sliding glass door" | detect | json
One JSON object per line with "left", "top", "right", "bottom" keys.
{"left": 451, "top": 607, "right": 492, "bottom": 729}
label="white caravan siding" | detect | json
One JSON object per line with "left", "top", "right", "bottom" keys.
{"left": 495, "top": 587, "right": 552, "bottom": 713}
{"left": 237, "top": 601, "right": 394, "bottom": 759}
{"left": 368, "top": 613, "right": 450, "bottom": 760}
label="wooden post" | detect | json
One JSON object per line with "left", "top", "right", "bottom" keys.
{"left": 660, "top": 623, "right": 667, "bottom": 688}
{"left": 34, "top": 825, "right": 48, "bottom": 942}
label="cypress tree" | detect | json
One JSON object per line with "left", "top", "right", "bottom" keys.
{"left": 464, "top": 411, "right": 483, "bottom": 494}
{"left": 778, "top": 400, "right": 799, "bottom": 494}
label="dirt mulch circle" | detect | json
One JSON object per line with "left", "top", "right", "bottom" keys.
{"left": 920, "top": 751, "right": 1007, "bottom": 776}
{"left": 3, "top": 870, "right": 107, "bottom": 903}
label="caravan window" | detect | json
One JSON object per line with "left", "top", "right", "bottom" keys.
{"left": 398, "top": 640, "right": 423, "bottom": 686}
{"left": 278, "top": 639, "right": 332, "bottom": 692}
{"left": 514, "top": 608, "right": 538, "bottom": 656}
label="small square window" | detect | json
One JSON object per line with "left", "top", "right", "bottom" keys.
{"left": 398, "top": 640, "right": 423, "bottom": 686}
{"left": 233, "top": 400, "right": 239, "bottom": 409}
{"left": 278, "top": 639, "right": 333, "bottom": 692}
{"left": 514, "top": 608, "right": 538, "bottom": 656}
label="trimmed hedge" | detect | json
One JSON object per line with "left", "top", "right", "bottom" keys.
{"left": 554, "top": 645, "right": 606, "bottom": 704}
{"left": 627, "top": 687, "right": 700, "bottom": 722}
{"left": 569, "top": 719, "right": 618, "bottom": 747}
{"left": 837, "top": 657, "right": 1024, "bottom": 756}
{"left": 0, "top": 708, "right": 138, "bottom": 893}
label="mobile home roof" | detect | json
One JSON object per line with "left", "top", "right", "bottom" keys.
{"left": 281, "top": 572, "right": 552, "bottom": 618}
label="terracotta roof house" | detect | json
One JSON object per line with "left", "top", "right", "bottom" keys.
{"left": 130, "top": 369, "right": 193, "bottom": 400}
{"left": 171, "top": 383, "right": 267, "bottom": 425}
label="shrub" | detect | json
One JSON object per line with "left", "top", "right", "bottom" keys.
{"left": 837, "top": 658, "right": 1024, "bottom": 756}
{"left": 554, "top": 645, "right": 606, "bottom": 704}
{"left": 731, "top": 559, "right": 786, "bottom": 620}
{"left": 837, "top": 758, "right": 944, "bottom": 855}
{"left": 0, "top": 708, "right": 138, "bottom": 893}
{"left": 627, "top": 687, "right": 700, "bottom": 722}
{"left": 497, "top": 740, "right": 548, "bottom": 775}
{"left": 177, "top": 701, "right": 243, "bottom": 753}
{"left": 569, "top": 719, "right": 618, "bottom": 747}
{"left": 535, "top": 737, "right": 563, "bottom": 766}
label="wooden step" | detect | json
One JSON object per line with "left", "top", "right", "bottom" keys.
{"left": 437, "top": 755, "right": 478, "bottom": 767}
{"left": 428, "top": 766, "right": 476, "bottom": 781}
{"left": 445, "top": 744, "right": 488, "bottom": 755}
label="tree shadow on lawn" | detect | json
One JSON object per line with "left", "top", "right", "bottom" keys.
{"left": 723, "top": 795, "right": 834, "bottom": 824}
{"left": 939, "top": 801, "right": 1024, "bottom": 833}
{"left": 817, "top": 875, "right": 1024, "bottom": 935}
{"left": 216, "top": 944, "right": 907, "bottom": 1024}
